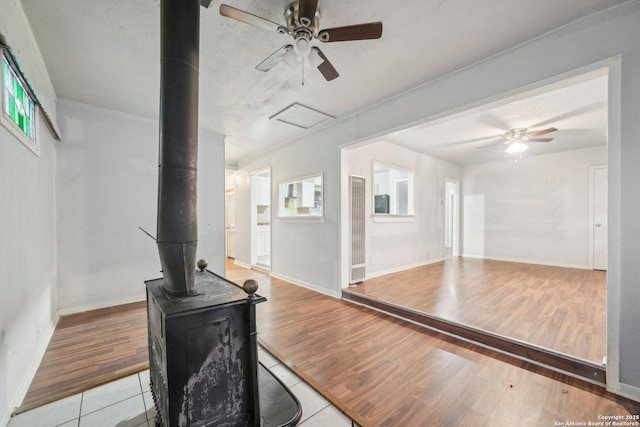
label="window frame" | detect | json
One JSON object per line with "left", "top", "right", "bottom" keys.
{"left": 1, "top": 50, "right": 39, "bottom": 156}
{"left": 277, "top": 173, "right": 325, "bottom": 221}
{"left": 372, "top": 161, "right": 415, "bottom": 222}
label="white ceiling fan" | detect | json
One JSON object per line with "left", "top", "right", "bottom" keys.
{"left": 476, "top": 127, "right": 558, "bottom": 154}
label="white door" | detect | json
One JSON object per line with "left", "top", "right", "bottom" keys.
{"left": 592, "top": 166, "right": 607, "bottom": 270}
{"left": 251, "top": 169, "right": 271, "bottom": 269}
{"left": 444, "top": 179, "right": 460, "bottom": 258}
{"left": 225, "top": 190, "right": 235, "bottom": 258}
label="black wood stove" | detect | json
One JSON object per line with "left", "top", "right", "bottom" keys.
{"left": 146, "top": 0, "right": 302, "bottom": 425}
{"left": 146, "top": 265, "right": 302, "bottom": 426}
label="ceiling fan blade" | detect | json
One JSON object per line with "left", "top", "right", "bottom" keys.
{"left": 220, "top": 4, "right": 286, "bottom": 33}
{"left": 314, "top": 48, "right": 339, "bottom": 81}
{"left": 318, "top": 22, "right": 383, "bottom": 42}
{"left": 527, "top": 127, "right": 557, "bottom": 138}
{"left": 528, "top": 138, "right": 554, "bottom": 142}
{"left": 298, "top": 0, "right": 318, "bottom": 27}
{"left": 256, "top": 45, "right": 292, "bottom": 72}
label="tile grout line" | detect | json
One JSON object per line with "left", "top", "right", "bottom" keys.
{"left": 272, "top": 360, "right": 333, "bottom": 423}
{"left": 138, "top": 373, "right": 152, "bottom": 425}
{"left": 299, "top": 401, "right": 331, "bottom": 425}
{"left": 76, "top": 392, "right": 83, "bottom": 427}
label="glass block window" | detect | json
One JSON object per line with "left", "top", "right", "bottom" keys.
{"left": 2, "top": 51, "right": 37, "bottom": 148}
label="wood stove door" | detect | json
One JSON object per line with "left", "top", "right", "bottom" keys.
{"left": 164, "top": 304, "right": 256, "bottom": 426}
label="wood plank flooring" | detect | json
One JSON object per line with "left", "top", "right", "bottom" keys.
{"left": 245, "top": 265, "right": 637, "bottom": 427}
{"left": 20, "top": 260, "right": 638, "bottom": 427}
{"left": 21, "top": 301, "right": 149, "bottom": 411}
{"left": 346, "top": 258, "right": 606, "bottom": 363}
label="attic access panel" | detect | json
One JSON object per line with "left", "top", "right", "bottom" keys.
{"left": 270, "top": 102, "right": 335, "bottom": 129}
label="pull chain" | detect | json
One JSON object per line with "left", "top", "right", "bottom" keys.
{"left": 301, "top": 60, "right": 305, "bottom": 86}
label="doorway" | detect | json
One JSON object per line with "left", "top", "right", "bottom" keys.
{"left": 225, "top": 189, "right": 236, "bottom": 259}
{"left": 251, "top": 168, "right": 271, "bottom": 270}
{"left": 444, "top": 178, "right": 460, "bottom": 258}
{"left": 340, "top": 65, "right": 612, "bottom": 370}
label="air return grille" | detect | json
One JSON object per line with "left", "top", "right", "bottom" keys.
{"left": 350, "top": 176, "right": 365, "bottom": 284}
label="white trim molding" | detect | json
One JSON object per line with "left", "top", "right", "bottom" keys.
{"left": 616, "top": 383, "right": 640, "bottom": 403}
{"left": 462, "top": 254, "right": 590, "bottom": 270}
{"left": 5, "top": 311, "right": 60, "bottom": 423}
{"left": 270, "top": 271, "right": 341, "bottom": 299}
{"left": 365, "top": 258, "right": 445, "bottom": 280}
{"left": 56, "top": 295, "right": 146, "bottom": 317}
{"left": 233, "top": 259, "right": 252, "bottom": 270}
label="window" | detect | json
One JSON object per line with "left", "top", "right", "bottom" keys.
{"left": 2, "top": 51, "right": 38, "bottom": 153}
{"left": 373, "top": 162, "right": 414, "bottom": 216}
{"left": 278, "top": 174, "right": 323, "bottom": 219}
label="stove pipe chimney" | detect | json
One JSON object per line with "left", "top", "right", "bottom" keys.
{"left": 156, "top": 0, "right": 200, "bottom": 296}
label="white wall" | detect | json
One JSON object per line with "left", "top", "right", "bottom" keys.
{"left": 235, "top": 2, "right": 640, "bottom": 398}
{"left": 197, "top": 129, "right": 227, "bottom": 275}
{"left": 346, "top": 141, "right": 461, "bottom": 277}
{"left": 0, "top": 124, "right": 57, "bottom": 426}
{"left": 56, "top": 100, "right": 225, "bottom": 311}
{"left": 0, "top": 0, "right": 58, "bottom": 423}
{"left": 462, "top": 146, "right": 606, "bottom": 267}
{"left": 233, "top": 137, "right": 342, "bottom": 296}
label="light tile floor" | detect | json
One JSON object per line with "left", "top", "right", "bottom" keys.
{"left": 8, "top": 348, "right": 354, "bottom": 427}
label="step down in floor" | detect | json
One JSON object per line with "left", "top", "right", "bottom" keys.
{"left": 341, "top": 290, "right": 606, "bottom": 385}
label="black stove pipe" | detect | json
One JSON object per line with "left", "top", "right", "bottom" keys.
{"left": 157, "top": 0, "right": 200, "bottom": 296}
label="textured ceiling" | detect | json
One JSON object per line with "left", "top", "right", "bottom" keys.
{"left": 20, "top": 0, "right": 621, "bottom": 164}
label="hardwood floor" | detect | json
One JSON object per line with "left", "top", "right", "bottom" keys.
{"left": 345, "top": 258, "right": 606, "bottom": 363}
{"left": 21, "top": 260, "right": 638, "bottom": 426}
{"left": 242, "top": 263, "right": 637, "bottom": 427}
{"left": 21, "top": 301, "right": 149, "bottom": 411}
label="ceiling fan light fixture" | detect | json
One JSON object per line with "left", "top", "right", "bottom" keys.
{"left": 505, "top": 141, "right": 529, "bottom": 154}
{"left": 283, "top": 47, "right": 298, "bottom": 66}
{"left": 307, "top": 47, "right": 324, "bottom": 68}
{"left": 293, "top": 33, "right": 312, "bottom": 57}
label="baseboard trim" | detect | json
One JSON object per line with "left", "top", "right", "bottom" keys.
{"left": 6, "top": 310, "right": 61, "bottom": 423}
{"left": 251, "top": 264, "right": 271, "bottom": 275}
{"left": 57, "top": 295, "right": 146, "bottom": 317}
{"left": 365, "top": 258, "right": 445, "bottom": 280}
{"left": 616, "top": 382, "right": 640, "bottom": 403}
{"left": 270, "top": 272, "right": 341, "bottom": 299}
{"left": 462, "top": 254, "right": 591, "bottom": 270}
{"left": 233, "top": 259, "right": 252, "bottom": 270}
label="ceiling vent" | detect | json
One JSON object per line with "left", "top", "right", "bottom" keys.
{"left": 270, "top": 102, "right": 335, "bottom": 129}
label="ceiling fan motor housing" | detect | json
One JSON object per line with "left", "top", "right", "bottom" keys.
{"left": 286, "top": 1, "right": 321, "bottom": 35}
